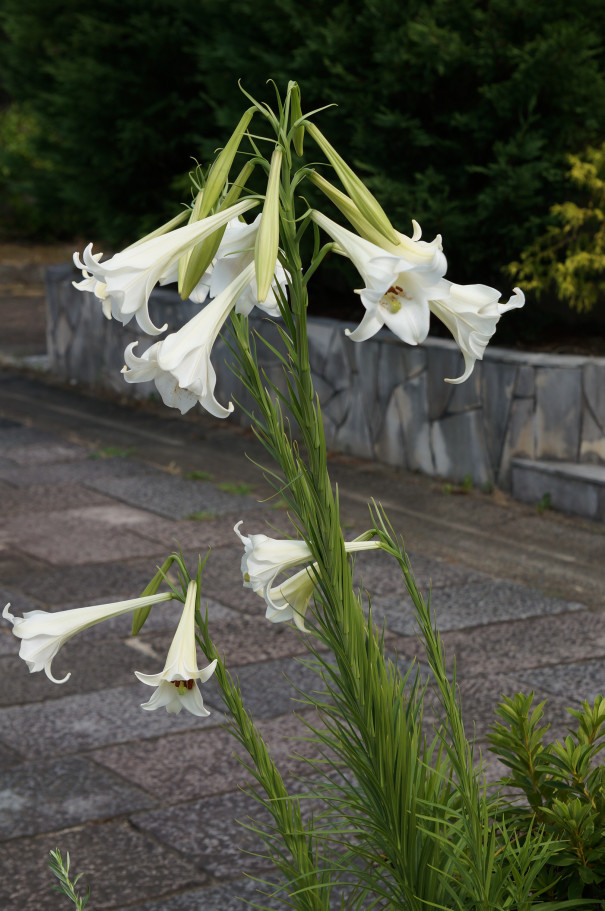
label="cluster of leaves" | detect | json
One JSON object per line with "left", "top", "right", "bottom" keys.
{"left": 489, "top": 692, "right": 605, "bottom": 903}
{"left": 2, "top": 0, "right": 605, "bottom": 331}
{"left": 508, "top": 143, "right": 605, "bottom": 317}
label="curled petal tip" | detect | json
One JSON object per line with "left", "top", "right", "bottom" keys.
{"left": 2, "top": 603, "right": 14, "bottom": 624}
{"left": 45, "top": 664, "right": 71, "bottom": 685}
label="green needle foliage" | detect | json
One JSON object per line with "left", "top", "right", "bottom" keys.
{"left": 48, "top": 850, "right": 89, "bottom": 910}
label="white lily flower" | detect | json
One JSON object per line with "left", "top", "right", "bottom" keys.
{"left": 135, "top": 581, "right": 217, "bottom": 716}
{"left": 2, "top": 593, "right": 173, "bottom": 684}
{"left": 122, "top": 261, "right": 256, "bottom": 417}
{"left": 264, "top": 565, "right": 318, "bottom": 631}
{"left": 73, "top": 198, "right": 258, "bottom": 335}
{"left": 234, "top": 521, "right": 380, "bottom": 619}
{"left": 189, "top": 214, "right": 288, "bottom": 317}
{"left": 312, "top": 211, "right": 524, "bottom": 382}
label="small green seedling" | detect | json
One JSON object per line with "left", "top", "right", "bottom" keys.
{"left": 537, "top": 491, "right": 552, "bottom": 514}
{"left": 217, "top": 482, "right": 253, "bottom": 496}
{"left": 89, "top": 446, "right": 135, "bottom": 459}
{"left": 187, "top": 511, "right": 218, "bottom": 521}
{"left": 185, "top": 470, "right": 214, "bottom": 481}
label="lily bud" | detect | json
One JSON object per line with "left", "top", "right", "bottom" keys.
{"left": 178, "top": 189, "right": 205, "bottom": 293}
{"left": 128, "top": 209, "right": 190, "bottom": 249}
{"left": 306, "top": 122, "right": 399, "bottom": 245}
{"left": 180, "top": 160, "right": 256, "bottom": 300}
{"left": 289, "top": 82, "right": 304, "bottom": 156}
{"left": 255, "top": 148, "right": 282, "bottom": 303}
{"left": 308, "top": 171, "right": 401, "bottom": 254}
{"left": 199, "top": 107, "right": 255, "bottom": 220}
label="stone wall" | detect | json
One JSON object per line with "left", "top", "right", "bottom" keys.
{"left": 47, "top": 263, "right": 605, "bottom": 491}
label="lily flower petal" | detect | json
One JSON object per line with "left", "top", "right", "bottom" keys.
{"left": 135, "top": 581, "right": 217, "bottom": 716}
{"left": 429, "top": 283, "right": 526, "bottom": 383}
{"left": 265, "top": 565, "right": 318, "bottom": 631}
{"left": 3, "top": 593, "right": 173, "bottom": 684}
{"left": 122, "top": 262, "right": 257, "bottom": 417}
{"left": 73, "top": 198, "right": 258, "bottom": 335}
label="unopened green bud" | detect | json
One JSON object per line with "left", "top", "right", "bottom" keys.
{"left": 180, "top": 161, "right": 256, "bottom": 300}
{"left": 126, "top": 209, "right": 189, "bottom": 251}
{"left": 307, "top": 122, "right": 398, "bottom": 245}
{"left": 199, "top": 107, "right": 255, "bottom": 220}
{"left": 308, "top": 171, "right": 401, "bottom": 253}
{"left": 289, "top": 82, "right": 304, "bottom": 156}
{"left": 255, "top": 148, "right": 283, "bottom": 303}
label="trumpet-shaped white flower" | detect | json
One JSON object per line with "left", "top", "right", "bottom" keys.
{"left": 264, "top": 564, "right": 318, "bottom": 631}
{"left": 122, "top": 262, "right": 256, "bottom": 417}
{"left": 234, "top": 522, "right": 380, "bottom": 620}
{"left": 135, "top": 581, "right": 217, "bottom": 716}
{"left": 73, "top": 198, "right": 258, "bottom": 335}
{"left": 2, "top": 593, "right": 173, "bottom": 684}
{"left": 189, "top": 214, "right": 288, "bottom": 317}
{"left": 312, "top": 211, "right": 524, "bottom": 383}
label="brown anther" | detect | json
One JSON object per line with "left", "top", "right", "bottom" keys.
{"left": 187, "top": 679, "right": 194, "bottom": 690}
{"left": 173, "top": 680, "right": 181, "bottom": 688}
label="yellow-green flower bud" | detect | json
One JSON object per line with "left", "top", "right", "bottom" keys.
{"left": 255, "top": 148, "right": 283, "bottom": 303}
{"left": 308, "top": 171, "right": 401, "bottom": 254}
{"left": 289, "top": 82, "right": 304, "bottom": 157}
{"left": 180, "top": 161, "right": 257, "bottom": 300}
{"left": 307, "top": 122, "right": 398, "bottom": 245}
{"left": 199, "top": 107, "right": 255, "bottom": 220}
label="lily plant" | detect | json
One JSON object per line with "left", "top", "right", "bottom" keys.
{"left": 7, "top": 82, "right": 592, "bottom": 911}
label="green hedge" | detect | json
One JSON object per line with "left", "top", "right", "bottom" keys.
{"left": 2, "top": 0, "right": 605, "bottom": 332}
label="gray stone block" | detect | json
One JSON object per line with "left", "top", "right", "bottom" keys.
{"left": 374, "top": 384, "right": 406, "bottom": 467}
{"left": 11, "top": 558, "right": 162, "bottom": 606}
{"left": 535, "top": 367, "right": 582, "bottom": 460}
{"left": 431, "top": 410, "right": 491, "bottom": 485}
{"left": 427, "top": 347, "right": 458, "bottom": 419}
{"left": 497, "top": 397, "right": 536, "bottom": 489}
{"left": 398, "top": 373, "right": 434, "bottom": 473}
{"left": 583, "top": 361, "right": 605, "bottom": 431}
{"left": 481, "top": 361, "right": 516, "bottom": 471}
{"left": 113, "top": 877, "right": 284, "bottom": 911}
{"left": 0, "top": 755, "right": 156, "bottom": 840}
{"left": 323, "top": 329, "right": 350, "bottom": 393}
{"left": 580, "top": 408, "right": 605, "bottom": 464}
{"left": 0, "top": 456, "right": 160, "bottom": 488}
{"left": 332, "top": 388, "right": 374, "bottom": 459}
{"left": 512, "top": 458, "right": 605, "bottom": 520}
{"left": 376, "top": 340, "right": 408, "bottom": 406}
{"left": 514, "top": 364, "right": 535, "bottom": 398}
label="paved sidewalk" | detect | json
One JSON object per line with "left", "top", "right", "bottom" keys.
{"left": 0, "top": 368, "right": 603, "bottom": 910}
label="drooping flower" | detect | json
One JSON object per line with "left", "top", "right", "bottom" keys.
{"left": 312, "top": 211, "right": 524, "bottom": 383}
{"left": 264, "top": 564, "right": 318, "bottom": 631}
{"left": 122, "top": 262, "right": 256, "bottom": 417}
{"left": 234, "top": 522, "right": 380, "bottom": 626}
{"left": 2, "top": 593, "right": 173, "bottom": 684}
{"left": 73, "top": 198, "right": 258, "bottom": 335}
{"left": 135, "top": 581, "right": 217, "bottom": 716}
{"left": 189, "top": 214, "right": 288, "bottom": 317}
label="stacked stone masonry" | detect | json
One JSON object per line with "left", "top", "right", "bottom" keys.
{"left": 47, "top": 264, "right": 605, "bottom": 502}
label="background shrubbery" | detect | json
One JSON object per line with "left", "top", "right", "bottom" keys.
{"left": 1, "top": 0, "right": 605, "bottom": 341}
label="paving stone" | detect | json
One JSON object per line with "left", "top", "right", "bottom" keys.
{"left": 0, "top": 740, "right": 23, "bottom": 770}
{"left": 389, "top": 611, "right": 604, "bottom": 679}
{"left": 399, "top": 373, "right": 434, "bottom": 473}
{"left": 369, "top": 579, "right": 586, "bottom": 637}
{"left": 0, "top": 426, "right": 58, "bottom": 450}
{"left": 204, "top": 654, "right": 325, "bottom": 720}
{"left": 0, "top": 755, "right": 156, "bottom": 840}
{"left": 0, "top": 819, "right": 205, "bottom": 911}
{"left": 132, "top": 506, "right": 273, "bottom": 552}
{"left": 11, "top": 559, "right": 163, "bottom": 606}
{"left": 351, "top": 547, "right": 489, "bottom": 597}
{"left": 456, "top": 670, "right": 573, "bottom": 742}
{"left": 0, "top": 588, "right": 39, "bottom": 615}
{"left": 0, "top": 682, "right": 220, "bottom": 758}
{"left": 497, "top": 396, "right": 536, "bottom": 488}
{"left": 0, "top": 482, "right": 121, "bottom": 517}
{"left": 92, "top": 711, "right": 321, "bottom": 804}
{"left": 0, "top": 635, "right": 154, "bottom": 706}
{"left": 0, "top": 454, "right": 18, "bottom": 469}
{"left": 199, "top": 545, "right": 266, "bottom": 613}
{"left": 4, "top": 508, "right": 171, "bottom": 566}
{"left": 2, "top": 441, "right": 91, "bottom": 465}
{"left": 0, "top": 456, "right": 161, "bottom": 488}
{"left": 518, "top": 657, "right": 605, "bottom": 703}
{"left": 85, "top": 474, "right": 262, "bottom": 520}
{"left": 113, "top": 876, "right": 284, "bottom": 911}
{"left": 0, "top": 418, "right": 22, "bottom": 430}
{"left": 132, "top": 788, "right": 270, "bottom": 880}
